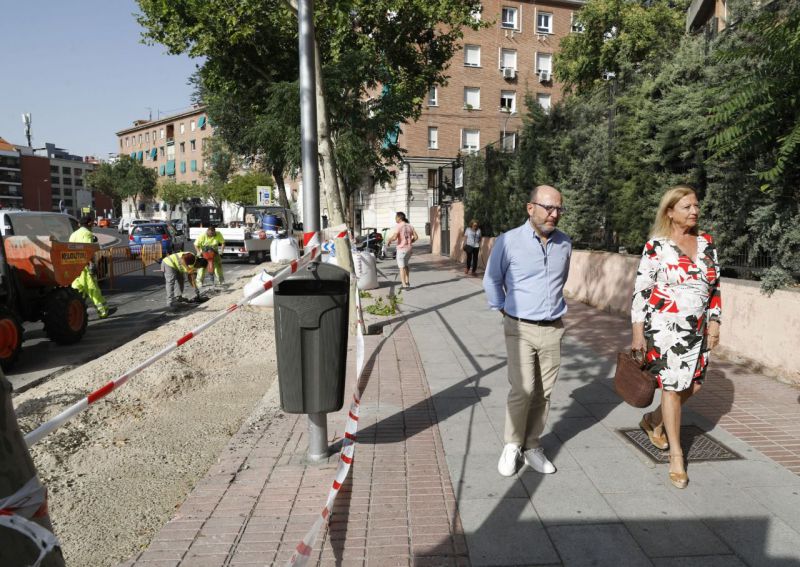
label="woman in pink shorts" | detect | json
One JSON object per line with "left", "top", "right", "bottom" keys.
{"left": 387, "top": 212, "right": 419, "bottom": 289}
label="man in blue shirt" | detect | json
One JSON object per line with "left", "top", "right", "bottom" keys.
{"left": 483, "top": 185, "right": 572, "bottom": 477}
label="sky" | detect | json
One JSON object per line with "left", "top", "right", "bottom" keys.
{"left": 0, "top": 0, "right": 200, "bottom": 159}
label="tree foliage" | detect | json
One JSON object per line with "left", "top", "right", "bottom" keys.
{"left": 224, "top": 172, "right": 274, "bottom": 207}
{"left": 86, "top": 156, "right": 157, "bottom": 217}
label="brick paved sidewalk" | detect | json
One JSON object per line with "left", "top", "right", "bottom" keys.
{"left": 123, "top": 320, "right": 468, "bottom": 566}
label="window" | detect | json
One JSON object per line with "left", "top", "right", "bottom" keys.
{"left": 536, "top": 52, "right": 553, "bottom": 74}
{"left": 138, "top": 134, "right": 142, "bottom": 144}
{"left": 190, "top": 139, "right": 196, "bottom": 151}
{"left": 125, "top": 137, "right": 130, "bottom": 147}
{"left": 145, "top": 132, "right": 150, "bottom": 143}
{"left": 571, "top": 12, "right": 585, "bottom": 33}
{"left": 74, "top": 168, "right": 82, "bottom": 176}
{"left": 159, "top": 146, "right": 165, "bottom": 157}
{"left": 500, "top": 49, "right": 517, "bottom": 71}
{"left": 427, "top": 86, "right": 438, "bottom": 106}
{"left": 461, "top": 129, "right": 480, "bottom": 153}
{"left": 180, "top": 142, "right": 185, "bottom": 153}
{"left": 501, "top": 7, "right": 518, "bottom": 29}
{"left": 463, "top": 87, "right": 481, "bottom": 110}
{"left": 63, "top": 188, "right": 73, "bottom": 196}
{"left": 502, "top": 132, "right": 517, "bottom": 151}
{"left": 471, "top": 5, "right": 482, "bottom": 21}
{"left": 160, "top": 128, "right": 165, "bottom": 139}
{"left": 500, "top": 91, "right": 516, "bottom": 112}
{"left": 62, "top": 166, "right": 71, "bottom": 174}
{"left": 427, "top": 169, "right": 438, "bottom": 190}
{"left": 50, "top": 176, "right": 59, "bottom": 185}
{"left": 50, "top": 165, "right": 58, "bottom": 173}
{"left": 62, "top": 178, "right": 72, "bottom": 186}
{"left": 152, "top": 131, "right": 156, "bottom": 142}
{"left": 537, "top": 93, "right": 552, "bottom": 112}
{"left": 190, "top": 120, "right": 196, "bottom": 132}
{"left": 75, "top": 179, "right": 83, "bottom": 187}
{"left": 537, "top": 12, "right": 553, "bottom": 34}
{"left": 464, "top": 45, "right": 481, "bottom": 67}
{"left": 180, "top": 123, "right": 185, "bottom": 134}
{"left": 119, "top": 139, "right": 123, "bottom": 149}
{"left": 428, "top": 127, "right": 438, "bottom": 149}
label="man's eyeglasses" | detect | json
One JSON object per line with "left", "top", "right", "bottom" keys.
{"left": 531, "top": 202, "right": 566, "bottom": 215}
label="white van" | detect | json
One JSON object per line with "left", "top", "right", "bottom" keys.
{"left": 0, "top": 210, "right": 80, "bottom": 242}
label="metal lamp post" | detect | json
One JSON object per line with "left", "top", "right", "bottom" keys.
{"left": 501, "top": 109, "right": 517, "bottom": 151}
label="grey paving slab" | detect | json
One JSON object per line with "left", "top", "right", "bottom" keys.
{"left": 569, "top": 446, "right": 663, "bottom": 494}
{"left": 547, "top": 523, "right": 651, "bottom": 567}
{"left": 743, "top": 486, "right": 800, "bottom": 533}
{"left": 604, "top": 491, "right": 731, "bottom": 558}
{"left": 651, "top": 556, "right": 747, "bottom": 567}
{"left": 446, "top": 453, "right": 528, "bottom": 500}
{"left": 709, "top": 458, "right": 800, "bottom": 488}
{"left": 458, "top": 497, "right": 560, "bottom": 566}
{"left": 673, "top": 484, "right": 773, "bottom": 520}
{"left": 523, "top": 468, "right": 619, "bottom": 526}
{"left": 438, "top": 416, "right": 501, "bottom": 456}
{"left": 703, "top": 516, "right": 800, "bottom": 567}
{"left": 550, "top": 416, "right": 627, "bottom": 449}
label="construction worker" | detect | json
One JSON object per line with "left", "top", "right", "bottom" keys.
{"left": 162, "top": 251, "right": 208, "bottom": 309}
{"left": 194, "top": 226, "right": 225, "bottom": 288}
{"left": 70, "top": 215, "right": 113, "bottom": 319}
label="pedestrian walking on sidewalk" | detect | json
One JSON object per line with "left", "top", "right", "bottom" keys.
{"left": 386, "top": 212, "right": 419, "bottom": 289}
{"left": 69, "top": 215, "right": 114, "bottom": 319}
{"left": 631, "top": 185, "right": 721, "bottom": 489}
{"left": 483, "top": 185, "right": 571, "bottom": 477}
{"left": 463, "top": 219, "right": 482, "bottom": 275}
{"left": 161, "top": 252, "right": 207, "bottom": 309}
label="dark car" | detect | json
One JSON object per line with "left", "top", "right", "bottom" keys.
{"left": 129, "top": 223, "right": 181, "bottom": 256}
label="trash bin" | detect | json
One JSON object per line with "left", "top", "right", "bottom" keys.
{"left": 274, "top": 262, "right": 349, "bottom": 413}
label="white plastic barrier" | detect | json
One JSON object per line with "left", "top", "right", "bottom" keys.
{"left": 353, "top": 250, "right": 378, "bottom": 290}
{"left": 243, "top": 270, "right": 275, "bottom": 307}
{"left": 270, "top": 237, "right": 301, "bottom": 262}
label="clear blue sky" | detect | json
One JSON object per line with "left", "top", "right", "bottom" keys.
{"left": 0, "top": 0, "right": 200, "bottom": 159}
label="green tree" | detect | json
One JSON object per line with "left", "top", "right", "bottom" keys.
{"left": 86, "top": 156, "right": 157, "bottom": 218}
{"left": 224, "top": 172, "right": 273, "bottom": 208}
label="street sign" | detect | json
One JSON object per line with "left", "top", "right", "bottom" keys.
{"left": 256, "top": 186, "right": 273, "bottom": 206}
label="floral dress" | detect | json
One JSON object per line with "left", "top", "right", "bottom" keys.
{"left": 631, "top": 234, "right": 722, "bottom": 391}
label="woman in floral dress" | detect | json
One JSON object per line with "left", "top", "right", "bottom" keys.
{"left": 631, "top": 185, "right": 722, "bottom": 488}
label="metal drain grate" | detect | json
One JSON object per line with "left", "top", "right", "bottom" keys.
{"left": 620, "top": 425, "right": 741, "bottom": 463}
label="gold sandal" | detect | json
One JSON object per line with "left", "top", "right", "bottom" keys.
{"left": 640, "top": 412, "right": 669, "bottom": 450}
{"left": 668, "top": 454, "right": 688, "bottom": 489}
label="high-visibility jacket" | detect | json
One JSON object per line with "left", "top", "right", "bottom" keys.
{"left": 195, "top": 232, "right": 224, "bottom": 251}
{"left": 163, "top": 252, "right": 195, "bottom": 273}
{"left": 69, "top": 226, "right": 97, "bottom": 244}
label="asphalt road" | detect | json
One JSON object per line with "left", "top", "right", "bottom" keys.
{"left": 6, "top": 234, "right": 263, "bottom": 393}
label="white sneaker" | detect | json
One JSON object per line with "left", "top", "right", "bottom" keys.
{"left": 498, "top": 444, "right": 522, "bottom": 477}
{"left": 524, "top": 447, "right": 556, "bottom": 474}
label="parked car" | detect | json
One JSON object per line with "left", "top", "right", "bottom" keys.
{"left": 129, "top": 223, "right": 181, "bottom": 256}
{"left": 97, "top": 217, "right": 110, "bottom": 228}
{"left": 126, "top": 219, "right": 151, "bottom": 236}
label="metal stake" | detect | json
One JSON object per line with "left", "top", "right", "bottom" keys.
{"left": 298, "top": 0, "right": 328, "bottom": 462}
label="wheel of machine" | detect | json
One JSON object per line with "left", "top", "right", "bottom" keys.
{"left": 43, "top": 287, "right": 88, "bottom": 345}
{"left": 0, "top": 306, "right": 23, "bottom": 371}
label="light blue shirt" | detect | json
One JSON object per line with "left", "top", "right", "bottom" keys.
{"left": 482, "top": 221, "right": 572, "bottom": 320}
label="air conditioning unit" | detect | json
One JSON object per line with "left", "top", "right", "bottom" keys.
{"left": 538, "top": 70, "right": 551, "bottom": 82}
{"left": 502, "top": 67, "right": 516, "bottom": 79}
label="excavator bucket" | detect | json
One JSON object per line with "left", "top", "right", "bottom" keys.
{"left": 3, "top": 236, "right": 99, "bottom": 287}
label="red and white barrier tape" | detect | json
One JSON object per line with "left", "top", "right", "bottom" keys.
{"left": 0, "top": 476, "right": 60, "bottom": 567}
{"left": 24, "top": 245, "right": 320, "bottom": 447}
{"left": 287, "top": 243, "right": 366, "bottom": 566}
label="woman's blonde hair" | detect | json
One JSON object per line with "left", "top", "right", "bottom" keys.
{"left": 469, "top": 219, "right": 479, "bottom": 227}
{"left": 650, "top": 185, "right": 699, "bottom": 238}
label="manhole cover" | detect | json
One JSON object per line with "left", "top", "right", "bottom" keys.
{"left": 620, "top": 425, "right": 741, "bottom": 463}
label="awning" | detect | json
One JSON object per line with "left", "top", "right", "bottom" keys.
{"left": 198, "top": 116, "right": 206, "bottom": 128}
{"left": 166, "top": 160, "right": 176, "bottom": 175}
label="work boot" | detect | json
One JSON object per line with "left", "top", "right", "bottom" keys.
{"left": 98, "top": 305, "right": 117, "bottom": 319}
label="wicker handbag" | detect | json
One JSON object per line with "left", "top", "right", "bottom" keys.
{"left": 614, "top": 351, "right": 658, "bottom": 408}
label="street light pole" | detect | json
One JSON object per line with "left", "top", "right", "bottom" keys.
{"left": 297, "top": 0, "right": 327, "bottom": 462}
{"left": 501, "top": 109, "right": 517, "bottom": 151}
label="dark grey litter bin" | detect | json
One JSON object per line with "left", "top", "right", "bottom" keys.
{"left": 274, "top": 262, "right": 349, "bottom": 413}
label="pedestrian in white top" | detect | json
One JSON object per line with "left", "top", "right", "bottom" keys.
{"left": 463, "top": 219, "right": 482, "bottom": 275}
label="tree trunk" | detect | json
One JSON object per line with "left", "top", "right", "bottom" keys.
{"left": 314, "top": 39, "right": 346, "bottom": 226}
{"left": 272, "top": 168, "right": 291, "bottom": 209}
{"left": 0, "top": 372, "right": 65, "bottom": 566}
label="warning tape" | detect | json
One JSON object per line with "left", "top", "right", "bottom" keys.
{"left": 0, "top": 476, "right": 60, "bottom": 567}
{"left": 24, "top": 245, "right": 320, "bottom": 447}
{"left": 286, "top": 238, "right": 366, "bottom": 566}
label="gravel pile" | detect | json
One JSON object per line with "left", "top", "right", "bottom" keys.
{"left": 13, "top": 275, "right": 278, "bottom": 566}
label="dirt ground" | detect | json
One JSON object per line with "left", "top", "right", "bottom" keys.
{"left": 13, "top": 269, "right": 282, "bottom": 566}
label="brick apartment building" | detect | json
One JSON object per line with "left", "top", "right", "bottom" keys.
{"left": 0, "top": 136, "right": 113, "bottom": 216}
{"left": 358, "top": 0, "right": 585, "bottom": 235}
{"left": 115, "top": 106, "right": 215, "bottom": 220}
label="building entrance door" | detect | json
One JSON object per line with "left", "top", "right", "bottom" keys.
{"left": 440, "top": 205, "right": 450, "bottom": 256}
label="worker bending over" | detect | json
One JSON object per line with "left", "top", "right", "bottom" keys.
{"left": 194, "top": 226, "right": 225, "bottom": 288}
{"left": 70, "top": 215, "right": 113, "bottom": 318}
{"left": 162, "top": 251, "right": 207, "bottom": 309}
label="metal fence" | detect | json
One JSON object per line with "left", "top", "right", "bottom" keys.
{"left": 94, "top": 243, "right": 163, "bottom": 286}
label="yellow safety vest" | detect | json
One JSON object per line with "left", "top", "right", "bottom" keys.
{"left": 163, "top": 252, "right": 192, "bottom": 273}
{"left": 69, "top": 226, "right": 95, "bottom": 244}
{"left": 194, "top": 232, "right": 224, "bottom": 250}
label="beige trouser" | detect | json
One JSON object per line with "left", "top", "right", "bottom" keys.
{"left": 503, "top": 317, "right": 566, "bottom": 448}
